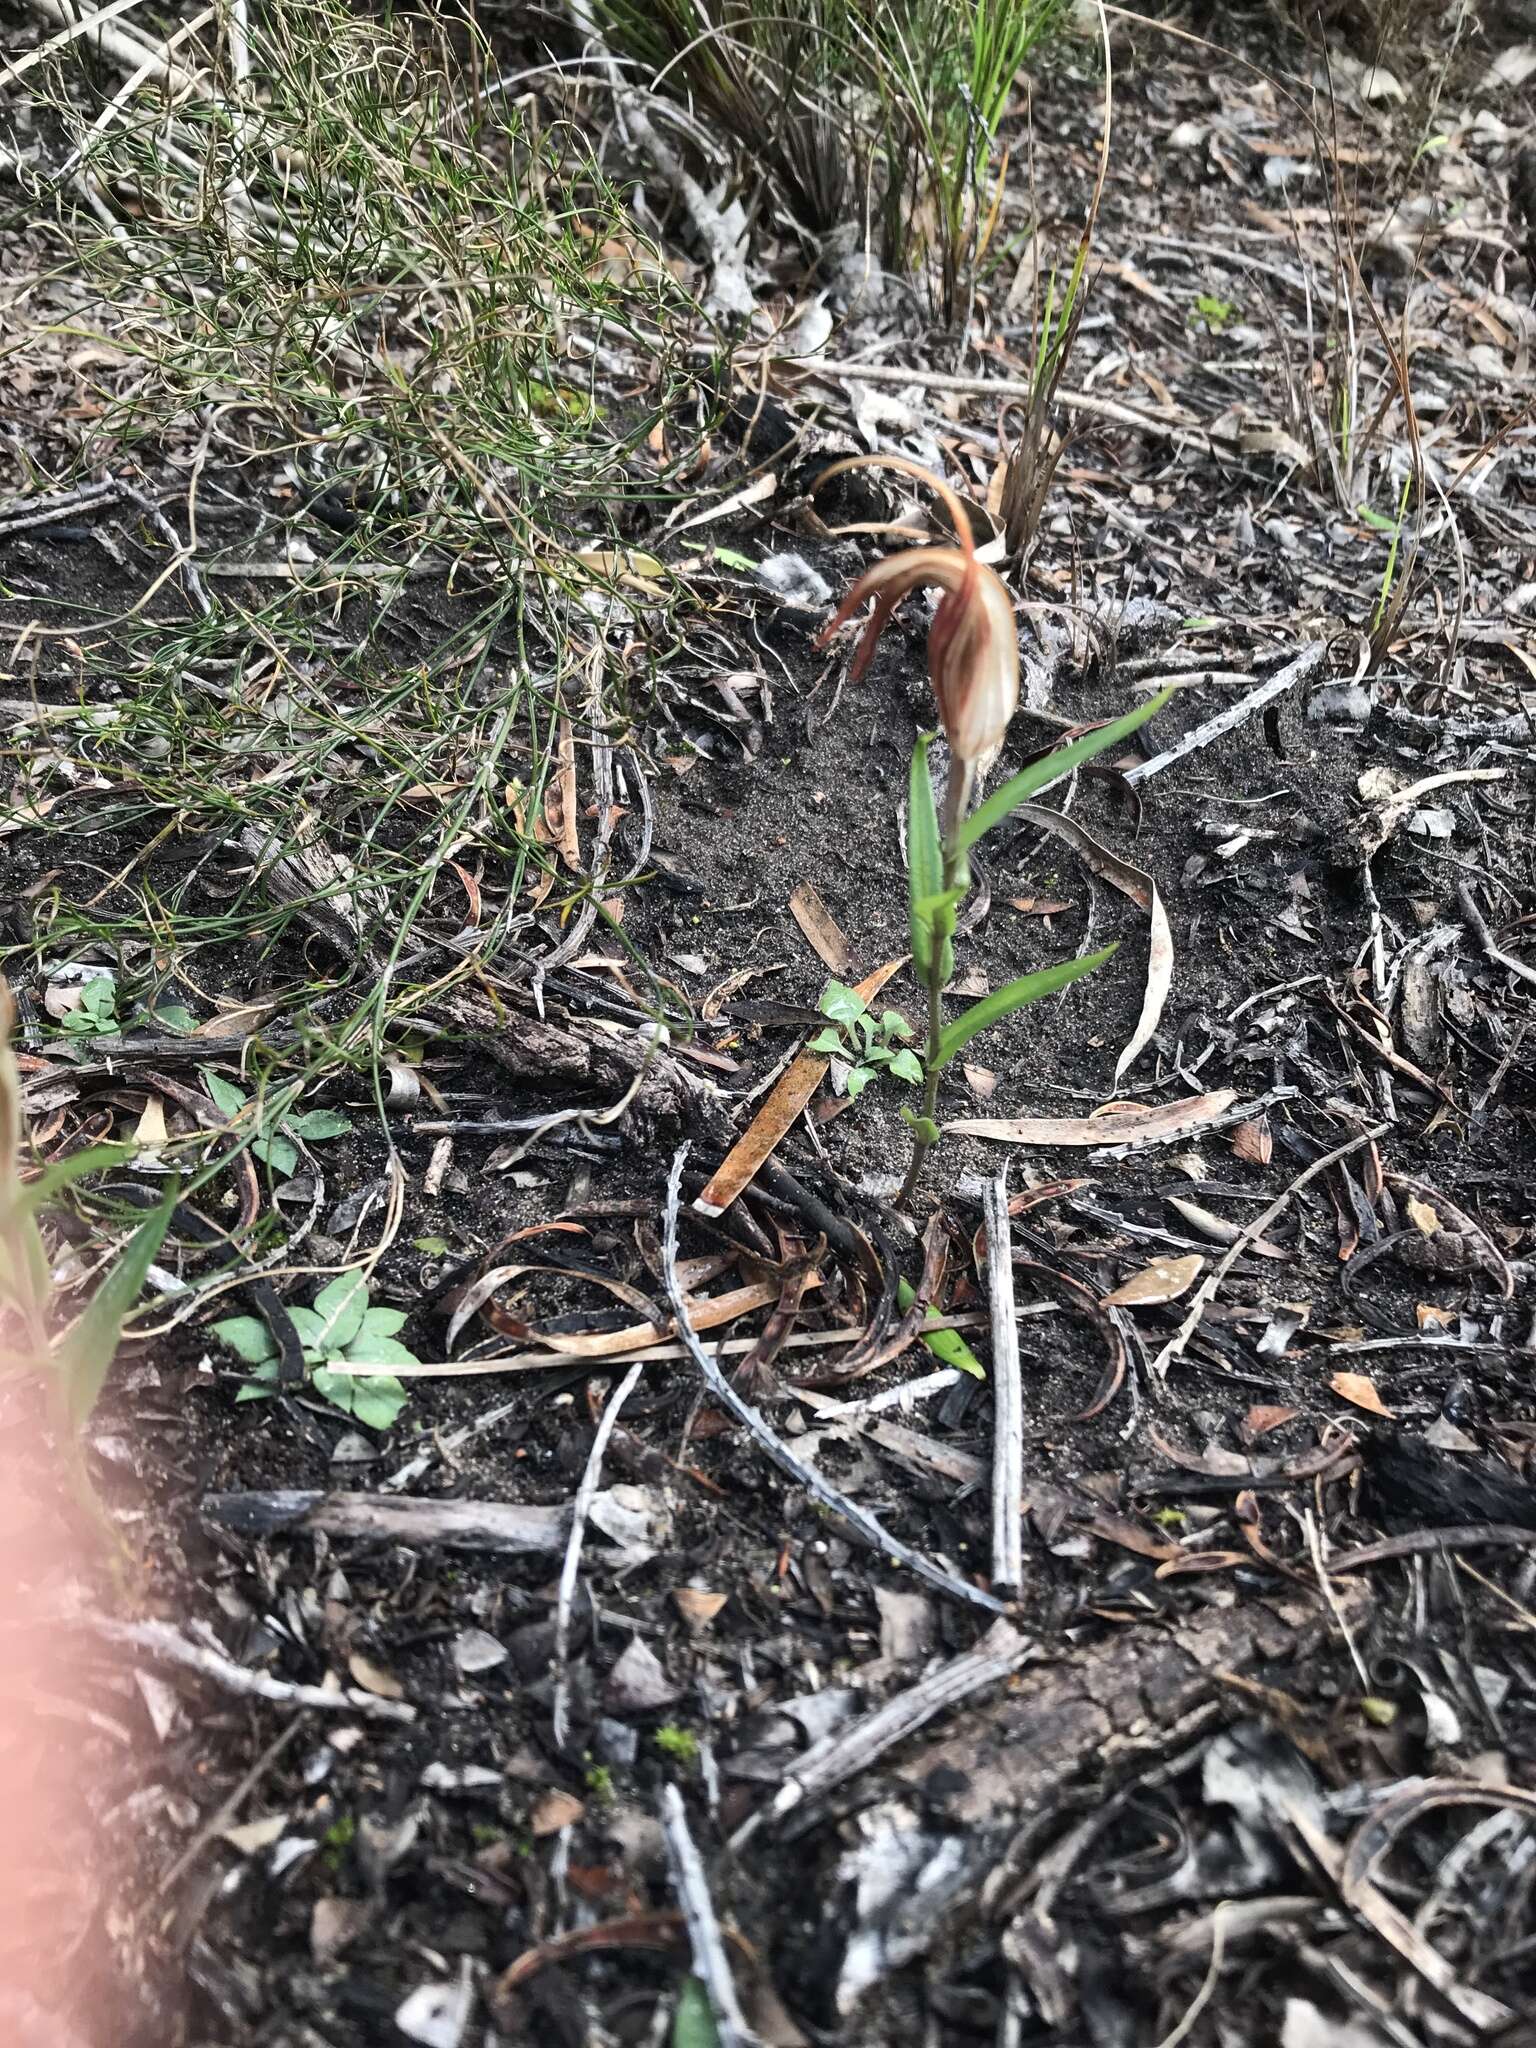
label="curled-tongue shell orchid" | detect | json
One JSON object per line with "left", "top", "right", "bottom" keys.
{"left": 812, "top": 454, "right": 1019, "bottom": 838}
{"left": 803, "top": 453, "right": 1173, "bottom": 1210}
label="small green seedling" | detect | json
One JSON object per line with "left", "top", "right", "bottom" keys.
{"left": 654, "top": 1724, "right": 700, "bottom": 1766}
{"left": 53, "top": 977, "right": 119, "bottom": 1037}
{"left": 1191, "top": 293, "right": 1236, "bottom": 333}
{"left": 808, "top": 981, "right": 924, "bottom": 1101}
{"left": 201, "top": 1067, "right": 351, "bottom": 1176}
{"left": 214, "top": 1271, "right": 415, "bottom": 1430}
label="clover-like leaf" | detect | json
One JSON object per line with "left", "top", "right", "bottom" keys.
{"left": 312, "top": 1366, "right": 409, "bottom": 1431}
{"left": 807, "top": 1027, "right": 845, "bottom": 1055}
{"left": 881, "top": 1010, "right": 914, "bottom": 1041}
{"left": 286, "top": 1109, "right": 353, "bottom": 1141}
{"left": 310, "top": 1272, "right": 369, "bottom": 1350}
{"left": 844, "top": 1065, "right": 876, "bottom": 1100}
{"left": 212, "top": 1314, "right": 279, "bottom": 1365}
{"left": 234, "top": 1359, "right": 280, "bottom": 1403}
{"left": 253, "top": 1132, "right": 300, "bottom": 1177}
{"left": 818, "top": 980, "right": 866, "bottom": 1026}
{"left": 888, "top": 1049, "right": 925, "bottom": 1084}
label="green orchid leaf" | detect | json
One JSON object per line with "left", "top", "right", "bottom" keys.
{"left": 935, "top": 946, "right": 1116, "bottom": 1070}
{"left": 310, "top": 1272, "right": 369, "bottom": 1350}
{"left": 957, "top": 688, "right": 1173, "bottom": 853}
{"left": 212, "top": 1314, "right": 280, "bottom": 1366}
{"left": 17, "top": 1142, "right": 138, "bottom": 1215}
{"left": 896, "top": 1277, "right": 985, "bottom": 1380}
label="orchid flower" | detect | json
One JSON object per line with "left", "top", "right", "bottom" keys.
{"left": 812, "top": 454, "right": 1019, "bottom": 840}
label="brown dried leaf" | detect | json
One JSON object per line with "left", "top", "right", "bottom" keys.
{"left": 671, "top": 1587, "right": 728, "bottom": 1631}
{"left": 1101, "top": 1252, "right": 1205, "bottom": 1307}
{"left": 948, "top": 1090, "right": 1236, "bottom": 1149}
{"left": 788, "top": 881, "right": 851, "bottom": 972}
{"left": 1407, "top": 1195, "right": 1441, "bottom": 1236}
{"left": 1243, "top": 1404, "right": 1300, "bottom": 1438}
{"left": 1008, "top": 894, "right": 1073, "bottom": 916}
{"left": 1232, "top": 1117, "right": 1273, "bottom": 1165}
{"left": 963, "top": 1063, "right": 997, "bottom": 1099}
{"left": 347, "top": 1651, "right": 406, "bottom": 1701}
{"left": 531, "top": 1790, "right": 585, "bottom": 1837}
{"left": 1330, "top": 1371, "right": 1394, "bottom": 1417}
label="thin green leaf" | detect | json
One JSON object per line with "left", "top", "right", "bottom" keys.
{"left": 671, "top": 1978, "right": 721, "bottom": 2048}
{"left": 212, "top": 1315, "right": 279, "bottom": 1365}
{"left": 935, "top": 946, "right": 1116, "bottom": 1070}
{"left": 957, "top": 689, "right": 1174, "bottom": 853}
{"left": 53, "top": 1182, "right": 178, "bottom": 1429}
{"left": 310, "top": 1273, "right": 369, "bottom": 1350}
{"left": 907, "top": 734, "right": 943, "bottom": 974}
{"left": 895, "top": 1278, "right": 986, "bottom": 1381}
{"left": 17, "top": 1142, "right": 138, "bottom": 1214}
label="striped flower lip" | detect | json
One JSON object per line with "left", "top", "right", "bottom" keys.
{"left": 811, "top": 455, "right": 1019, "bottom": 832}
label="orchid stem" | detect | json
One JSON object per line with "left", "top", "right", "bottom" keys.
{"left": 898, "top": 832, "right": 966, "bottom": 1210}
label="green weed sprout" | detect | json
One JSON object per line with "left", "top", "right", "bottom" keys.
{"left": 809, "top": 981, "right": 923, "bottom": 1099}
{"left": 813, "top": 460, "right": 1170, "bottom": 1207}
{"left": 215, "top": 1271, "right": 415, "bottom": 1430}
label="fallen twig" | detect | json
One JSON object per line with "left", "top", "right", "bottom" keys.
{"left": 984, "top": 1174, "right": 1023, "bottom": 1598}
{"left": 553, "top": 1359, "right": 645, "bottom": 1753}
{"left": 1148, "top": 1124, "right": 1388, "bottom": 1379}
{"left": 1458, "top": 880, "right": 1536, "bottom": 991}
{"left": 751, "top": 1615, "right": 1031, "bottom": 1834}
{"left": 1124, "top": 645, "right": 1326, "bottom": 785}
{"left": 660, "top": 1784, "right": 757, "bottom": 2048}
{"left": 663, "top": 1147, "right": 1007, "bottom": 1617}
{"left": 91, "top": 1617, "right": 416, "bottom": 1722}
{"left": 202, "top": 1488, "right": 568, "bottom": 1552}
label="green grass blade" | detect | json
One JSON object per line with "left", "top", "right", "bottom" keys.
{"left": 935, "top": 946, "right": 1116, "bottom": 1070}
{"left": 52, "top": 1181, "right": 179, "bottom": 1430}
{"left": 17, "top": 1143, "right": 139, "bottom": 1216}
{"left": 957, "top": 688, "right": 1173, "bottom": 854}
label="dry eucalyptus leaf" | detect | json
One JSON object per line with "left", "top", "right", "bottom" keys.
{"left": 1330, "top": 1371, "right": 1393, "bottom": 1417}
{"left": 1102, "top": 1253, "right": 1205, "bottom": 1307}
{"left": 672, "top": 1586, "right": 728, "bottom": 1631}
{"left": 1232, "top": 1118, "right": 1272, "bottom": 1166}
{"left": 963, "top": 1063, "right": 997, "bottom": 1099}
{"left": 347, "top": 1651, "right": 406, "bottom": 1701}
{"left": 531, "top": 1789, "right": 585, "bottom": 1836}
{"left": 1244, "top": 1405, "right": 1299, "bottom": 1438}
